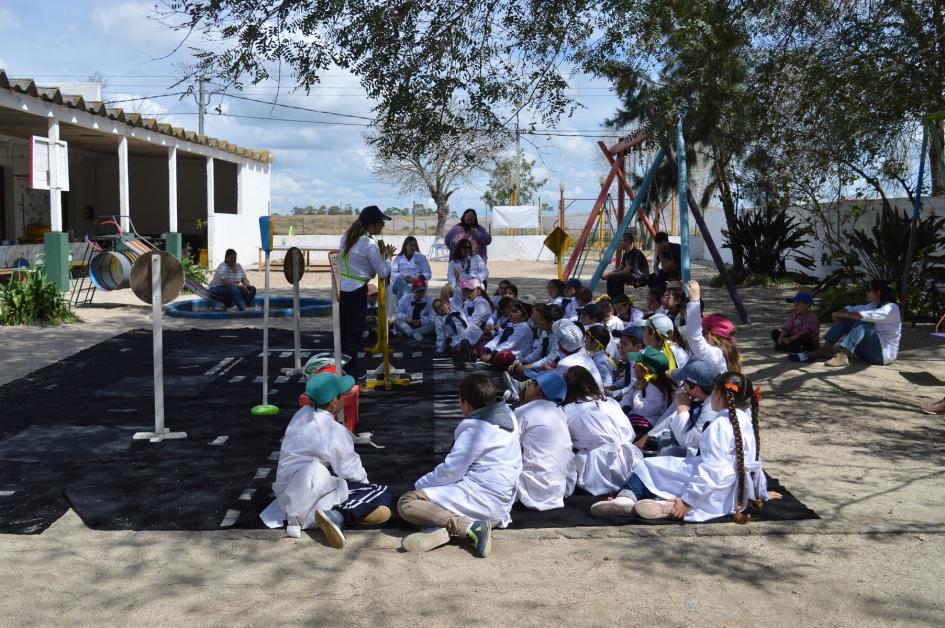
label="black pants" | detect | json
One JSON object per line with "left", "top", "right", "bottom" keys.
{"left": 771, "top": 329, "right": 818, "bottom": 352}
{"left": 340, "top": 285, "right": 368, "bottom": 378}
{"left": 338, "top": 481, "right": 394, "bottom": 526}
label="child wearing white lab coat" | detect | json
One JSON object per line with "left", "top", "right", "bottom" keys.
{"left": 591, "top": 371, "right": 779, "bottom": 523}
{"left": 512, "top": 304, "right": 564, "bottom": 374}
{"left": 562, "top": 365, "right": 643, "bottom": 496}
{"left": 683, "top": 280, "right": 740, "bottom": 375}
{"left": 448, "top": 239, "right": 488, "bottom": 298}
{"left": 584, "top": 324, "right": 616, "bottom": 389}
{"left": 434, "top": 298, "right": 484, "bottom": 358}
{"left": 622, "top": 347, "right": 674, "bottom": 437}
{"left": 260, "top": 373, "right": 392, "bottom": 547}
{"left": 461, "top": 280, "right": 494, "bottom": 328}
{"left": 393, "top": 279, "right": 435, "bottom": 341}
{"left": 515, "top": 370, "right": 577, "bottom": 510}
{"left": 478, "top": 300, "right": 535, "bottom": 370}
{"left": 399, "top": 374, "right": 522, "bottom": 557}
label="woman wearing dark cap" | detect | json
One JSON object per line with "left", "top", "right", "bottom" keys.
{"left": 444, "top": 208, "right": 493, "bottom": 263}
{"left": 338, "top": 205, "right": 396, "bottom": 378}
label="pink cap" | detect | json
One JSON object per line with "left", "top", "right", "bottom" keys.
{"left": 461, "top": 278, "right": 482, "bottom": 290}
{"left": 701, "top": 313, "right": 735, "bottom": 339}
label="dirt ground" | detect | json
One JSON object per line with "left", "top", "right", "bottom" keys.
{"left": 1, "top": 259, "right": 944, "bottom": 627}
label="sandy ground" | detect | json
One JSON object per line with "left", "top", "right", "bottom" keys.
{"left": 1, "top": 260, "right": 944, "bottom": 626}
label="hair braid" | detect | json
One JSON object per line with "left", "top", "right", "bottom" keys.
{"left": 749, "top": 388, "right": 764, "bottom": 511}
{"left": 726, "top": 388, "right": 750, "bottom": 525}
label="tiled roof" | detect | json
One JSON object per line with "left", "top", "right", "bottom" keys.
{"left": 0, "top": 69, "right": 273, "bottom": 163}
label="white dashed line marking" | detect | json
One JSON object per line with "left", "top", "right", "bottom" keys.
{"left": 228, "top": 375, "right": 245, "bottom": 384}
{"left": 254, "top": 467, "right": 271, "bottom": 479}
{"left": 239, "top": 489, "right": 256, "bottom": 501}
{"left": 0, "top": 491, "right": 14, "bottom": 497}
{"left": 220, "top": 509, "right": 240, "bottom": 527}
{"left": 210, "top": 436, "right": 229, "bottom": 446}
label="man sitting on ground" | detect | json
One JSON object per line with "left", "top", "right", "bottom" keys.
{"left": 209, "top": 248, "right": 256, "bottom": 311}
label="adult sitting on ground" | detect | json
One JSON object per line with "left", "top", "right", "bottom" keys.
{"left": 602, "top": 228, "right": 649, "bottom": 299}
{"left": 789, "top": 279, "right": 901, "bottom": 368}
{"left": 444, "top": 208, "right": 493, "bottom": 263}
{"left": 209, "top": 248, "right": 256, "bottom": 311}
{"left": 648, "top": 231, "right": 681, "bottom": 290}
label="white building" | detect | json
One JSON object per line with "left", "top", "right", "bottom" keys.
{"left": 0, "top": 69, "right": 272, "bottom": 288}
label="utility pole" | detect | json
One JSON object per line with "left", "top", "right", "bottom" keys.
{"left": 198, "top": 77, "right": 206, "bottom": 136}
{"left": 513, "top": 108, "right": 521, "bottom": 206}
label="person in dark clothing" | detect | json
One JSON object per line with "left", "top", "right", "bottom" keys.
{"left": 648, "top": 231, "right": 681, "bottom": 291}
{"left": 603, "top": 229, "right": 650, "bottom": 298}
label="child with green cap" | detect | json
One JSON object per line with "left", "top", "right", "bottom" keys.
{"left": 623, "top": 347, "right": 675, "bottom": 438}
{"left": 260, "top": 372, "right": 393, "bottom": 548}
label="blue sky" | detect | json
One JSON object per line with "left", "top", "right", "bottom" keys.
{"left": 0, "top": 0, "right": 635, "bottom": 216}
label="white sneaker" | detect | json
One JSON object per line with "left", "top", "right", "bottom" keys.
{"left": 401, "top": 527, "right": 451, "bottom": 552}
{"left": 286, "top": 524, "right": 302, "bottom": 539}
{"left": 633, "top": 499, "right": 675, "bottom": 519}
{"left": 590, "top": 494, "right": 637, "bottom": 518}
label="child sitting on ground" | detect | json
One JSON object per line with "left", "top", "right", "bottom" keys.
{"left": 393, "top": 278, "right": 435, "bottom": 341}
{"left": 553, "top": 320, "right": 603, "bottom": 390}
{"left": 562, "top": 279, "right": 582, "bottom": 320}
{"left": 261, "top": 373, "right": 393, "bottom": 546}
{"left": 563, "top": 365, "right": 643, "bottom": 495}
{"left": 478, "top": 300, "right": 534, "bottom": 370}
{"left": 608, "top": 326, "right": 645, "bottom": 399}
{"left": 461, "top": 278, "right": 493, "bottom": 329}
{"left": 684, "top": 280, "right": 740, "bottom": 375}
{"left": 579, "top": 302, "right": 621, "bottom": 362}
{"left": 570, "top": 286, "right": 594, "bottom": 321}
{"left": 640, "top": 358, "right": 718, "bottom": 455}
{"left": 645, "top": 287, "right": 666, "bottom": 317}
{"left": 399, "top": 374, "right": 522, "bottom": 557}
{"left": 434, "top": 297, "right": 483, "bottom": 361}
{"left": 622, "top": 347, "right": 674, "bottom": 438}
{"left": 591, "top": 371, "right": 780, "bottom": 523}
{"left": 614, "top": 294, "right": 645, "bottom": 327}
{"left": 585, "top": 324, "right": 617, "bottom": 389}
{"left": 599, "top": 296, "right": 625, "bottom": 333}
{"left": 510, "top": 304, "right": 564, "bottom": 375}
{"left": 643, "top": 313, "right": 689, "bottom": 371}
{"left": 772, "top": 292, "right": 820, "bottom": 352}
{"left": 514, "top": 370, "right": 577, "bottom": 511}
{"left": 546, "top": 279, "right": 568, "bottom": 306}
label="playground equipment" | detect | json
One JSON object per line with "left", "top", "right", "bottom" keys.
{"left": 361, "top": 239, "right": 410, "bottom": 392}
{"left": 129, "top": 250, "right": 187, "bottom": 443}
{"left": 282, "top": 246, "right": 306, "bottom": 374}
{"left": 251, "top": 215, "right": 279, "bottom": 417}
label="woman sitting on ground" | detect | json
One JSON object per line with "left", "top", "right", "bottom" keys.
{"left": 391, "top": 235, "right": 432, "bottom": 299}
{"left": 789, "top": 279, "right": 901, "bottom": 368}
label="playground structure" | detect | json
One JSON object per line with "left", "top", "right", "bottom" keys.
{"left": 360, "top": 239, "right": 411, "bottom": 392}
{"left": 564, "top": 121, "right": 750, "bottom": 323}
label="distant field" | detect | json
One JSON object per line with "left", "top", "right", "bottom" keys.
{"left": 270, "top": 214, "right": 602, "bottom": 238}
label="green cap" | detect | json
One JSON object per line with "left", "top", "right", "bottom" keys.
{"left": 305, "top": 372, "right": 356, "bottom": 406}
{"left": 627, "top": 347, "right": 670, "bottom": 375}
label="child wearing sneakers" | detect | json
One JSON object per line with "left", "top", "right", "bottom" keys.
{"left": 261, "top": 373, "right": 393, "bottom": 547}
{"left": 772, "top": 292, "right": 820, "bottom": 352}
{"left": 393, "top": 278, "right": 435, "bottom": 341}
{"left": 591, "top": 371, "right": 780, "bottom": 523}
{"left": 514, "top": 370, "right": 577, "bottom": 510}
{"left": 399, "top": 374, "right": 522, "bottom": 557}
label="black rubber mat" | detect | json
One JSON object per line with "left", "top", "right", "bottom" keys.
{"left": 0, "top": 327, "right": 817, "bottom": 534}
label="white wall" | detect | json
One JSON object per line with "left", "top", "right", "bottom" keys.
{"left": 210, "top": 161, "right": 270, "bottom": 267}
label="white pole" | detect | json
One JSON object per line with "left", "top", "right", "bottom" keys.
{"left": 152, "top": 254, "right": 165, "bottom": 435}
{"left": 168, "top": 146, "right": 178, "bottom": 232}
{"left": 47, "top": 118, "right": 62, "bottom": 232}
{"left": 118, "top": 135, "right": 129, "bottom": 232}
{"left": 292, "top": 256, "right": 301, "bottom": 372}
{"left": 331, "top": 268, "right": 344, "bottom": 424}
{"left": 206, "top": 157, "right": 215, "bottom": 266}
{"left": 262, "top": 251, "right": 271, "bottom": 405}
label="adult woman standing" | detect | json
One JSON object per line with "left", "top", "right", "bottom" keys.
{"left": 444, "top": 209, "right": 493, "bottom": 263}
{"left": 339, "top": 206, "right": 396, "bottom": 378}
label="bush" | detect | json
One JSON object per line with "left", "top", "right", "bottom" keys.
{"left": 723, "top": 207, "right": 815, "bottom": 279}
{"left": 0, "top": 271, "right": 80, "bottom": 326}
{"left": 180, "top": 245, "right": 209, "bottom": 288}
{"left": 740, "top": 273, "right": 792, "bottom": 287}
{"left": 814, "top": 284, "right": 865, "bottom": 320}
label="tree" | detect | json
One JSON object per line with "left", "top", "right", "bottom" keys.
{"left": 481, "top": 155, "right": 547, "bottom": 208}
{"left": 368, "top": 109, "right": 506, "bottom": 235}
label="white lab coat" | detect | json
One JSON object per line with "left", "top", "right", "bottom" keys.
{"left": 437, "top": 310, "right": 484, "bottom": 351}
{"left": 395, "top": 293, "right": 434, "bottom": 324}
{"left": 515, "top": 399, "right": 577, "bottom": 510}
{"left": 685, "top": 302, "right": 727, "bottom": 375}
{"left": 447, "top": 254, "right": 488, "bottom": 286}
{"left": 589, "top": 349, "right": 615, "bottom": 388}
{"left": 847, "top": 302, "right": 902, "bottom": 364}
{"left": 564, "top": 397, "right": 643, "bottom": 495}
{"left": 633, "top": 406, "right": 767, "bottom": 521}
{"left": 557, "top": 351, "right": 604, "bottom": 391}
{"left": 624, "top": 382, "right": 670, "bottom": 422}
{"left": 416, "top": 411, "right": 522, "bottom": 527}
{"left": 463, "top": 296, "right": 493, "bottom": 328}
{"left": 604, "top": 315, "right": 624, "bottom": 333}
{"left": 261, "top": 407, "right": 368, "bottom": 529}
{"left": 391, "top": 252, "right": 432, "bottom": 284}
{"left": 338, "top": 235, "right": 391, "bottom": 293}
{"left": 485, "top": 321, "right": 534, "bottom": 357}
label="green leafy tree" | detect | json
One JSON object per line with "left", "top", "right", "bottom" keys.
{"left": 481, "top": 155, "right": 547, "bottom": 208}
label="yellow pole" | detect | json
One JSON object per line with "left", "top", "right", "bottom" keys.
{"left": 557, "top": 253, "right": 563, "bottom": 280}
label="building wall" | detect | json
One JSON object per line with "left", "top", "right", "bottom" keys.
{"left": 210, "top": 161, "right": 271, "bottom": 268}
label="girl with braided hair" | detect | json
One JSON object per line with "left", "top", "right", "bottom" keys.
{"left": 590, "top": 371, "right": 780, "bottom": 522}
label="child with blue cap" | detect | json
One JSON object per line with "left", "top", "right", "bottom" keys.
{"left": 514, "top": 370, "right": 577, "bottom": 511}
{"left": 261, "top": 372, "right": 393, "bottom": 548}
{"left": 773, "top": 292, "right": 819, "bottom": 352}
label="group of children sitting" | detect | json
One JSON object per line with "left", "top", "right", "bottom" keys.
{"left": 264, "top": 237, "right": 790, "bottom": 555}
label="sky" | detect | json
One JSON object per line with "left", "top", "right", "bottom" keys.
{"left": 0, "top": 0, "right": 641, "bottom": 216}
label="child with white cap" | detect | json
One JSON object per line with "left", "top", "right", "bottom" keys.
{"left": 261, "top": 373, "right": 393, "bottom": 548}
{"left": 514, "top": 370, "right": 577, "bottom": 511}
{"left": 554, "top": 320, "right": 604, "bottom": 391}
{"left": 461, "top": 278, "right": 493, "bottom": 328}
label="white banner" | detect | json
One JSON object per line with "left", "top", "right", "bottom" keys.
{"left": 491, "top": 205, "right": 539, "bottom": 229}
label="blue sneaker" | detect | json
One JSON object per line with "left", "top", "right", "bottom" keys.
{"left": 315, "top": 509, "right": 346, "bottom": 549}
{"left": 466, "top": 520, "right": 492, "bottom": 557}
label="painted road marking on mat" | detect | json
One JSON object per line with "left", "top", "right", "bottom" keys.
{"left": 210, "top": 436, "right": 229, "bottom": 446}
{"left": 254, "top": 467, "right": 271, "bottom": 479}
{"left": 412, "top": 351, "right": 423, "bottom": 357}
{"left": 0, "top": 491, "right": 14, "bottom": 496}
{"left": 205, "top": 357, "right": 234, "bottom": 376}
{"left": 220, "top": 509, "right": 240, "bottom": 527}
{"left": 253, "top": 376, "right": 265, "bottom": 384}
{"left": 107, "top": 408, "right": 137, "bottom": 413}
{"left": 217, "top": 357, "right": 243, "bottom": 377}
{"left": 228, "top": 375, "right": 245, "bottom": 384}
{"left": 275, "top": 375, "right": 289, "bottom": 384}
{"left": 220, "top": 334, "right": 239, "bottom": 338}
{"left": 268, "top": 451, "right": 280, "bottom": 461}
{"left": 279, "top": 352, "right": 293, "bottom": 358}
{"left": 392, "top": 352, "right": 402, "bottom": 358}
{"left": 45, "top": 384, "right": 58, "bottom": 390}
{"left": 239, "top": 489, "right": 256, "bottom": 501}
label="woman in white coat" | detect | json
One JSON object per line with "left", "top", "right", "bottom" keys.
{"left": 391, "top": 235, "right": 433, "bottom": 298}
{"left": 515, "top": 369, "right": 577, "bottom": 510}
{"left": 591, "top": 371, "right": 780, "bottom": 522}
{"left": 562, "top": 365, "right": 643, "bottom": 496}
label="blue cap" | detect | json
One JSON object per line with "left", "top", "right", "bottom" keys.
{"left": 358, "top": 205, "right": 392, "bottom": 226}
{"left": 790, "top": 291, "right": 813, "bottom": 305}
{"left": 566, "top": 278, "right": 582, "bottom": 289}
{"left": 670, "top": 358, "right": 718, "bottom": 388}
{"left": 524, "top": 369, "right": 567, "bottom": 403}
{"left": 613, "top": 325, "right": 644, "bottom": 342}
{"left": 306, "top": 372, "right": 355, "bottom": 406}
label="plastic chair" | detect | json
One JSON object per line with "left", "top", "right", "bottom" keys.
{"left": 428, "top": 236, "right": 450, "bottom": 262}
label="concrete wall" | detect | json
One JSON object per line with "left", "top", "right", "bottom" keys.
{"left": 210, "top": 161, "right": 271, "bottom": 267}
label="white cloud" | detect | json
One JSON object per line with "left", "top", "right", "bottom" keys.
{"left": 92, "top": 2, "right": 187, "bottom": 53}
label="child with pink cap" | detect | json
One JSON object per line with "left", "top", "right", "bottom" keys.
{"left": 684, "top": 280, "right": 741, "bottom": 375}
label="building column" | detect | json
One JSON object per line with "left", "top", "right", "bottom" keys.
{"left": 47, "top": 118, "right": 63, "bottom": 232}
{"left": 206, "top": 156, "right": 214, "bottom": 267}
{"left": 118, "top": 135, "right": 130, "bottom": 232}
{"left": 165, "top": 146, "right": 181, "bottom": 258}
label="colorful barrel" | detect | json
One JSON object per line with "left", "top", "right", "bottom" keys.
{"left": 88, "top": 251, "right": 134, "bottom": 291}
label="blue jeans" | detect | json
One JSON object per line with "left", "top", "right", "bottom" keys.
{"left": 823, "top": 318, "right": 884, "bottom": 365}
{"left": 209, "top": 284, "right": 256, "bottom": 310}
{"left": 620, "top": 473, "right": 658, "bottom": 500}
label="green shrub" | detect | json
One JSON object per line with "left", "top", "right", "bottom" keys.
{"left": 741, "top": 273, "right": 791, "bottom": 287}
{"left": 180, "top": 244, "right": 209, "bottom": 288}
{"left": 709, "top": 274, "right": 723, "bottom": 288}
{"left": 0, "top": 270, "right": 80, "bottom": 326}
{"left": 722, "top": 207, "right": 815, "bottom": 279}
{"left": 814, "top": 284, "right": 865, "bottom": 320}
